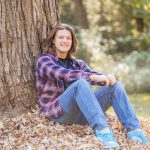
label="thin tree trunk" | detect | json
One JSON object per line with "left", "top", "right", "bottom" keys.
{"left": 135, "top": 18, "right": 144, "bottom": 32}
{"left": 74, "top": 0, "right": 89, "bottom": 29}
{"left": 0, "top": 0, "right": 59, "bottom": 117}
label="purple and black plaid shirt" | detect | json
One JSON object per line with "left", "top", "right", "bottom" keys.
{"left": 35, "top": 53, "right": 103, "bottom": 119}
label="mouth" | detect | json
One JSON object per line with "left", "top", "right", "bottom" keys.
{"left": 60, "top": 44, "right": 69, "bottom": 47}
{"left": 60, "top": 45, "right": 70, "bottom": 48}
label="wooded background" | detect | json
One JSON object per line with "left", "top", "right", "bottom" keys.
{"left": 59, "top": 0, "right": 150, "bottom": 94}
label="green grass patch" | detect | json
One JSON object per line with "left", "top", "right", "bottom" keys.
{"left": 129, "top": 93, "right": 150, "bottom": 118}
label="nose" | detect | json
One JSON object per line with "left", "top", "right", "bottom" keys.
{"left": 63, "top": 37, "right": 68, "bottom": 42}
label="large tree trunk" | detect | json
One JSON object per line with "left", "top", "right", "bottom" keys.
{"left": 74, "top": 0, "right": 89, "bottom": 29}
{"left": 0, "top": 0, "right": 59, "bottom": 117}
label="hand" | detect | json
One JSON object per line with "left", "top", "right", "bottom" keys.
{"left": 90, "top": 74, "right": 110, "bottom": 86}
{"left": 107, "top": 74, "right": 116, "bottom": 85}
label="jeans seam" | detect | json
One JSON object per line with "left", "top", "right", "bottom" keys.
{"left": 76, "top": 90, "right": 91, "bottom": 121}
{"left": 76, "top": 90, "right": 107, "bottom": 129}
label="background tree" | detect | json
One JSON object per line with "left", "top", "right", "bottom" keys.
{"left": 74, "top": 0, "right": 89, "bottom": 29}
{"left": 58, "top": 0, "right": 77, "bottom": 26}
{"left": 0, "top": 0, "right": 59, "bottom": 117}
{"left": 59, "top": 0, "right": 89, "bottom": 29}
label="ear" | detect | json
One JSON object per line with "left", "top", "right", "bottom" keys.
{"left": 52, "top": 40, "right": 55, "bottom": 44}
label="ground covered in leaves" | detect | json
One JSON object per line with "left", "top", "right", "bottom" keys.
{"left": 0, "top": 110, "right": 150, "bottom": 150}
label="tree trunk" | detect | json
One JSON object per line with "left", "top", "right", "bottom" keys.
{"left": 74, "top": 0, "right": 89, "bottom": 29}
{"left": 135, "top": 17, "right": 144, "bottom": 32}
{"left": 0, "top": 0, "right": 59, "bottom": 117}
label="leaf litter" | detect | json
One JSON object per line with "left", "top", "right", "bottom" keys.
{"left": 0, "top": 110, "right": 150, "bottom": 150}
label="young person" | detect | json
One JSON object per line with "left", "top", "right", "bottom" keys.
{"left": 35, "top": 23, "right": 149, "bottom": 148}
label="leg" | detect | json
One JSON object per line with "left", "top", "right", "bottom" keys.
{"left": 76, "top": 82, "right": 118, "bottom": 125}
{"left": 95, "top": 81, "right": 149, "bottom": 144}
{"left": 77, "top": 81, "right": 141, "bottom": 130}
{"left": 96, "top": 81, "right": 141, "bottom": 130}
{"left": 76, "top": 81, "right": 149, "bottom": 144}
{"left": 52, "top": 79, "right": 109, "bottom": 131}
{"left": 53, "top": 79, "right": 119, "bottom": 148}
{"left": 76, "top": 84, "right": 113, "bottom": 125}
{"left": 111, "top": 82, "right": 141, "bottom": 130}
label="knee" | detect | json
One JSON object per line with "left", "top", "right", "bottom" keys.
{"left": 112, "top": 81, "right": 124, "bottom": 91}
{"left": 75, "top": 79, "right": 90, "bottom": 88}
{"left": 76, "top": 78, "right": 89, "bottom": 85}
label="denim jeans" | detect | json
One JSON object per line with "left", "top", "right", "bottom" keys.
{"left": 52, "top": 79, "right": 141, "bottom": 132}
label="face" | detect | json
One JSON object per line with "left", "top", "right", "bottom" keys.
{"left": 53, "top": 29, "right": 72, "bottom": 58}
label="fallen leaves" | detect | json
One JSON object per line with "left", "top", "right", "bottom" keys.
{"left": 0, "top": 111, "right": 150, "bottom": 150}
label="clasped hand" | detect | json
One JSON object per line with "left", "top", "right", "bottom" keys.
{"left": 90, "top": 74, "right": 116, "bottom": 86}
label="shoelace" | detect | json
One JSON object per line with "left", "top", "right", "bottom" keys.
{"left": 97, "top": 132, "right": 115, "bottom": 142}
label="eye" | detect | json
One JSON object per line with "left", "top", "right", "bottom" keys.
{"left": 67, "top": 37, "right": 72, "bottom": 40}
{"left": 58, "top": 36, "right": 64, "bottom": 39}
{"left": 57, "top": 36, "right": 72, "bottom": 40}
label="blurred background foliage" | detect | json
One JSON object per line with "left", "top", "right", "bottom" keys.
{"left": 58, "top": 0, "right": 150, "bottom": 94}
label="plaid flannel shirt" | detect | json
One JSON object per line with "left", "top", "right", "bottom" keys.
{"left": 35, "top": 53, "right": 104, "bottom": 119}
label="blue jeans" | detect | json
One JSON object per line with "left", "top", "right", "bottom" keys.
{"left": 52, "top": 79, "right": 141, "bottom": 132}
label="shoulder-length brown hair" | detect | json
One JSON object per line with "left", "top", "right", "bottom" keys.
{"left": 43, "top": 23, "right": 78, "bottom": 59}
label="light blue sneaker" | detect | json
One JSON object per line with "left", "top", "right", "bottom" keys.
{"left": 127, "top": 129, "right": 150, "bottom": 144}
{"left": 95, "top": 127, "right": 119, "bottom": 148}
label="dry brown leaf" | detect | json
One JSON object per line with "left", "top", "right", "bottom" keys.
{"left": 0, "top": 111, "right": 150, "bottom": 150}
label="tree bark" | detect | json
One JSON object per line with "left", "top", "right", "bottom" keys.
{"left": 0, "top": 0, "right": 59, "bottom": 117}
{"left": 74, "top": 0, "right": 89, "bottom": 29}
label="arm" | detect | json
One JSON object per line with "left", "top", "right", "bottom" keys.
{"left": 79, "top": 60, "right": 116, "bottom": 86}
{"left": 36, "top": 55, "right": 92, "bottom": 82}
{"left": 90, "top": 74, "right": 110, "bottom": 86}
{"left": 78, "top": 60, "right": 107, "bottom": 85}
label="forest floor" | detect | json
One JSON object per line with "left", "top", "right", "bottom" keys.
{"left": 0, "top": 110, "right": 150, "bottom": 150}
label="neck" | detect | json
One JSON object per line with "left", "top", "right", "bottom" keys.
{"left": 56, "top": 51, "right": 67, "bottom": 59}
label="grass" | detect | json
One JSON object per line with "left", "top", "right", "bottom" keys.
{"left": 129, "top": 93, "right": 150, "bottom": 118}
{"left": 108, "top": 93, "right": 150, "bottom": 118}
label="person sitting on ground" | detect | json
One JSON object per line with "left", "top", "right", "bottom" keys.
{"left": 35, "top": 23, "right": 149, "bottom": 148}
